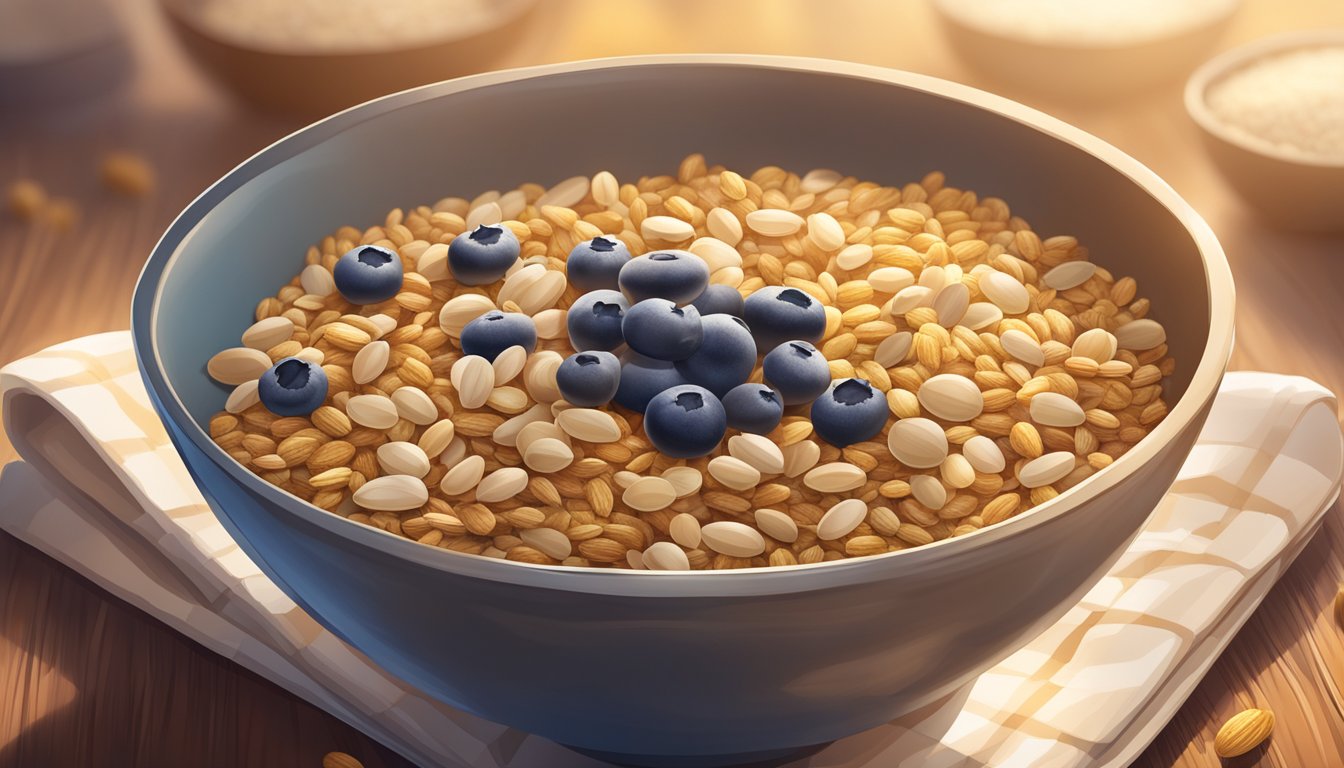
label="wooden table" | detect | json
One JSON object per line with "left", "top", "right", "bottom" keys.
{"left": 2, "top": 1, "right": 1342, "bottom": 765}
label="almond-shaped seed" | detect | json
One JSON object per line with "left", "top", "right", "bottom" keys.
{"left": 932, "top": 282, "right": 969, "bottom": 327}
{"left": 727, "top": 433, "right": 785, "bottom": 475}
{"left": 918, "top": 375, "right": 984, "bottom": 422}
{"left": 498, "top": 266, "right": 547, "bottom": 309}
{"left": 641, "top": 215, "right": 696, "bottom": 243}
{"left": 707, "top": 456, "right": 762, "bottom": 490}
{"left": 523, "top": 350, "right": 563, "bottom": 403}
{"left": 961, "top": 302, "right": 1003, "bottom": 330}
{"left": 439, "top": 454, "right": 485, "bottom": 495}
{"left": 1214, "top": 708, "right": 1275, "bottom": 759}
{"left": 661, "top": 466, "right": 704, "bottom": 497}
{"left": 523, "top": 437, "right": 575, "bottom": 473}
{"left": 353, "top": 340, "right": 390, "bottom": 384}
{"left": 1030, "top": 391, "right": 1087, "bottom": 428}
{"left": 642, "top": 541, "right": 691, "bottom": 571}
{"left": 533, "top": 309, "right": 567, "bottom": 340}
{"left": 669, "top": 512, "right": 702, "bottom": 548}
{"left": 439, "top": 294, "right": 496, "bottom": 337}
{"left": 1072, "top": 328, "right": 1119, "bottom": 362}
{"left": 868, "top": 267, "right": 916, "bottom": 294}
{"left": 888, "top": 417, "right": 949, "bottom": 468}
{"left": 805, "top": 212, "right": 845, "bottom": 251}
{"left": 517, "top": 269, "right": 567, "bottom": 314}
{"left": 208, "top": 347, "right": 272, "bottom": 385}
{"left": 874, "top": 331, "right": 913, "bottom": 368}
{"left": 295, "top": 346, "right": 324, "bottom": 364}
{"left": 979, "top": 270, "right": 1030, "bottom": 315}
{"left": 803, "top": 462, "right": 866, "bottom": 493}
{"left": 299, "top": 264, "right": 336, "bottom": 296}
{"left": 910, "top": 474, "right": 947, "bottom": 510}
{"left": 353, "top": 475, "right": 428, "bottom": 511}
{"left": 486, "top": 385, "right": 530, "bottom": 414}
{"left": 497, "top": 404, "right": 554, "bottom": 448}
{"left": 346, "top": 394, "right": 399, "bottom": 429}
{"left": 836, "top": 243, "right": 874, "bottom": 271}
{"left": 417, "top": 419, "right": 456, "bottom": 458}
{"left": 1000, "top": 329, "right": 1045, "bottom": 367}
{"left": 520, "top": 527, "right": 572, "bottom": 561}
{"left": 701, "top": 521, "right": 766, "bottom": 557}
{"left": 745, "top": 209, "right": 804, "bottom": 237}
{"left": 225, "top": 380, "right": 260, "bottom": 413}
{"left": 556, "top": 408, "right": 621, "bottom": 443}
{"left": 365, "top": 313, "right": 397, "bottom": 339}
{"left": 416, "top": 243, "right": 450, "bottom": 281}
{"left": 376, "top": 441, "right": 431, "bottom": 478}
{"left": 782, "top": 440, "right": 821, "bottom": 477}
{"left": 1115, "top": 319, "right": 1166, "bottom": 351}
{"left": 391, "top": 386, "right": 437, "bottom": 425}
{"left": 817, "top": 498, "right": 867, "bottom": 540}
{"left": 706, "top": 207, "right": 743, "bottom": 245}
{"left": 1018, "top": 451, "right": 1076, "bottom": 488}
{"left": 476, "top": 467, "right": 529, "bottom": 503}
{"left": 889, "top": 285, "right": 934, "bottom": 314}
{"left": 962, "top": 435, "right": 1006, "bottom": 474}
{"left": 451, "top": 355, "right": 495, "bottom": 410}
{"left": 754, "top": 508, "right": 798, "bottom": 543}
{"left": 623, "top": 476, "right": 677, "bottom": 512}
{"left": 1043, "top": 260, "right": 1097, "bottom": 290}
{"left": 537, "top": 175, "right": 589, "bottom": 208}
{"left": 688, "top": 236, "right": 742, "bottom": 272}
{"left": 242, "top": 316, "right": 294, "bottom": 350}
{"left": 941, "top": 453, "right": 976, "bottom": 488}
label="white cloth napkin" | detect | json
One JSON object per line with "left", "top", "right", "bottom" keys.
{"left": 2, "top": 331, "right": 1340, "bottom": 768}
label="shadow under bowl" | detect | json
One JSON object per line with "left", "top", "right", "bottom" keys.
{"left": 130, "top": 56, "right": 1235, "bottom": 767}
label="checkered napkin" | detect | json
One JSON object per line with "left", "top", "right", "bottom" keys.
{"left": 1, "top": 331, "right": 1340, "bottom": 768}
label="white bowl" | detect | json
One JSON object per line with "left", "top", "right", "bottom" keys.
{"left": 1186, "top": 29, "right": 1344, "bottom": 232}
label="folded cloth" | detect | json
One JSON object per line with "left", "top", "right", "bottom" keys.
{"left": 1, "top": 331, "right": 1340, "bottom": 768}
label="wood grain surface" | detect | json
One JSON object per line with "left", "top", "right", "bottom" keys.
{"left": 2, "top": 1, "right": 1342, "bottom": 765}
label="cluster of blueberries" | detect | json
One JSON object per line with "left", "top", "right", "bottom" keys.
{"left": 253, "top": 224, "right": 890, "bottom": 460}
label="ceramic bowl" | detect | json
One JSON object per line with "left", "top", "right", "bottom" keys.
{"left": 131, "top": 56, "right": 1235, "bottom": 767}
{"left": 1185, "top": 29, "right": 1344, "bottom": 233}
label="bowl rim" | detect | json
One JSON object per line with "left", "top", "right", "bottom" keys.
{"left": 1185, "top": 28, "right": 1344, "bottom": 169}
{"left": 133, "top": 54, "right": 1236, "bottom": 598}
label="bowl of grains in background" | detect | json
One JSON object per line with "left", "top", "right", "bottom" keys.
{"left": 128, "top": 56, "right": 1234, "bottom": 767}
{"left": 1186, "top": 29, "right": 1344, "bottom": 232}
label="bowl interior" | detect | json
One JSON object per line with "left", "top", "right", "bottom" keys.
{"left": 152, "top": 59, "right": 1212, "bottom": 502}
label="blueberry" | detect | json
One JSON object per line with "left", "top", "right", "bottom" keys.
{"left": 617, "top": 250, "right": 710, "bottom": 304}
{"left": 566, "top": 290, "right": 629, "bottom": 352}
{"left": 622, "top": 299, "right": 703, "bottom": 361}
{"left": 762, "top": 340, "right": 831, "bottom": 405}
{"left": 742, "top": 286, "right": 827, "bottom": 353}
{"left": 689, "top": 283, "right": 744, "bottom": 317}
{"left": 257, "top": 357, "right": 328, "bottom": 417}
{"left": 643, "top": 384, "right": 728, "bottom": 458}
{"left": 556, "top": 351, "right": 621, "bottom": 407}
{"left": 613, "top": 351, "right": 688, "bottom": 412}
{"left": 459, "top": 310, "right": 537, "bottom": 362}
{"left": 722, "top": 383, "right": 784, "bottom": 435}
{"left": 448, "top": 224, "right": 520, "bottom": 285}
{"left": 675, "top": 314, "right": 756, "bottom": 397}
{"left": 333, "top": 245, "right": 403, "bottom": 304}
{"left": 566, "top": 236, "right": 631, "bottom": 293}
{"left": 811, "top": 378, "right": 889, "bottom": 447}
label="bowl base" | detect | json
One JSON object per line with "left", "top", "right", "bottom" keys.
{"left": 561, "top": 741, "right": 831, "bottom": 767}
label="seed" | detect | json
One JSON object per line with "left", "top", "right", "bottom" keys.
{"left": 727, "top": 434, "right": 785, "bottom": 475}
{"left": 492, "top": 345, "right": 528, "bottom": 384}
{"left": 817, "top": 499, "right": 868, "bottom": 540}
{"left": 623, "top": 477, "right": 677, "bottom": 512}
{"left": 439, "top": 454, "right": 486, "bottom": 495}
{"left": 225, "top": 380, "right": 261, "bottom": 413}
{"left": 517, "top": 270, "right": 567, "bottom": 314}
{"left": 1030, "top": 392, "right": 1086, "bottom": 427}
{"left": 353, "top": 475, "right": 428, "bottom": 511}
{"left": 888, "top": 417, "right": 949, "bottom": 468}
{"left": 806, "top": 212, "right": 845, "bottom": 251}
{"left": 708, "top": 456, "right": 762, "bottom": 490}
{"left": 642, "top": 541, "right": 691, "bottom": 571}
{"left": 556, "top": 408, "right": 621, "bottom": 443}
{"left": 962, "top": 435, "right": 1006, "bottom": 474}
{"left": 438, "top": 294, "right": 496, "bottom": 337}
{"left": 689, "top": 237, "right": 742, "bottom": 272}
{"left": 390, "top": 386, "right": 437, "bottom": 425}
{"left": 745, "top": 209, "right": 804, "bottom": 237}
{"left": 918, "top": 375, "right": 984, "bottom": 422}
{"left": 352, "top": 341, "right": 389, "bottom": 384}
{"left": 754, "top": 508, "right": 798, "bottom": 543}
{"left": 941, "top": 453, "right": 976, "bottom": 489}
{"left": 661, "top": 466, "right": 703, "bottom": 497}
{"left": 910, "top": 475, "right": 947, "bottom": 510}
{"left": 486, "top": 386, "right": 530, "bottom": 414}
{"left": 1214, "top": 708, "right": 1274, "bottom": 759}
{"left": 641, "top": 215, "right": 696, "bottom": 242}
{"left": 1018, "top": 452, "right": 1076, "bottom": 488}
{"left": 706, "top": 207, "right": 743, "bottom": 245}
{"left": 376, "top": 441, "right": 431, "bottom": 478}
{"left": 1043, "top": 261, "right": 1096, "bottom": 290}
{"left": 1072, "top": 328, "right": 1118, "bottom": 362}
{"left": 207, "top": 347, "right": 272, "bottom": 385}
{"left": 1115, "top": 319, "right": 1167, "bottom": 350}
{"left": 669, "top": 513, "right": 703, "bottom": 549}
{"left": 1000, "top": 329, "right": 1044, "bottom": 367}
{"left": 417, "top": 420, "right": 456, "bottom": 458}
{"left": 803, "top": 462, "right": 867, "bottom": 493}
{"left": 888, "top": 285, "right": 934, "bottom": 314}
{"left": 523, "top": 437, "right": 575, "bottom": 473}
{"left": 873, "top": 331, "right": 913, "bottom": 368}
{"left": 896, "top": 524, "right": 934, "bottom": 546}
{"left": 323, "top": 752, "right": 365, "bottom": 768}
{"left": 868, "top": 266, "right": 915, "bottom": 294}
{"left": 520, "top": 527, "right": 573, "bottom": 561}
{"left": 701, "top": 521, "right": 766, "bottom": 557}
{"left": 932, "top": 283, "right": 969, "bottom": 327}
{"left": 346, "top": 394, "right": 399, "bottom": 429}
{"left": 981, "top": 493, "right": 1021, "bottom": 525}
{"left": 451, "top": 355, "right": 495, "bottom": 410}
{"left": 241, "top": 317, "right": 294, "bottom": 351}
{"left": 477, "top": 467, "right": 529, "bottom": 503}
{"left": 309, "top": 467, "right": 353, "bottom": 489}
{"left": 979, "top": 270, "right": 1030, "bottom": 315}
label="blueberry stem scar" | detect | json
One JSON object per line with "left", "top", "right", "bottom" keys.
{"left": 789, "top": 342, "right": 814, "bottom": 357}
{"left": 592, "top": 302, "right": 623, "bottom": 318}
{"left": 776, "top": 288, "right": 812, "bottom": 308}
{"left": 590, "top": 237, "right": 617, "bottom": 252}
{"left": 649, "top": 252, "right": 678, "bottom": 261}
{"left": 832, "top": 379, "right": 873, "bottom": 405}
{"left": 673, "top": 391, "right": 705, "bottom": 411}
{"left": 469, "top": 225, "right": 504, "bottom": 245}
{"left": 357, "top": 247, "right": 393, "bottom": 267}
{"left": 274, "top": 359, "right": 311, "bottom": 389}
{"left": 576, "top": 354, "right": 601, "bottom": 366}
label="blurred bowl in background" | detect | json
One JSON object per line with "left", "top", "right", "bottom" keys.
{"left": 159, "top": 0, "right": 541, "bottom": 115}
{"left": 933, "top": 0, "right": 1240, "bottom": 102}
{"left": 0, "top": 0, "right": 130, "bottom": 109}
{"left": 1186, "top": 29, "right": 1344, "bottom": 233}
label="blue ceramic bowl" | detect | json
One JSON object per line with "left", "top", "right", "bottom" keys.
{"left": 132, "top": 56, "right": 1234, "bottom": 767}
